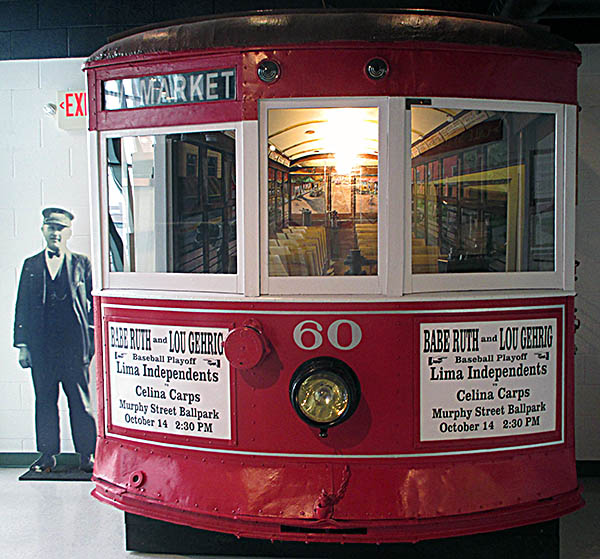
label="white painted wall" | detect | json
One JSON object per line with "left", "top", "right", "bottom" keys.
{"left": 0, "top": 58, "right": 91, "bottom": 453}
{"left": 574, "top": 45, "right": 600, "bottom": 460}
{"left": 0, "top": 52, "right": 599, "bottom": 461}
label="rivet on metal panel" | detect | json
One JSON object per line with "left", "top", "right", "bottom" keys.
{"left": 194, "top": 504, "right": 198, "bottom": 508}
{"left": 157, "top": 493, "right": 161, "bottom": 497}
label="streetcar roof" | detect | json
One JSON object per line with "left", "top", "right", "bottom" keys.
{"left": 86, "top": 9, "right": 579, "bottom": 66}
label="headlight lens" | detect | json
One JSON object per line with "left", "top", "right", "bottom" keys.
{"left": 297, "top": 371, "right": 349, "bottom": 424}
{"left": 290, "top": 357, "right": 360, "bottom": 431}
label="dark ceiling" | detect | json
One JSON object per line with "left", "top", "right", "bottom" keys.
{"left": 315, "top": 1, "right": 600, "bottom": 43}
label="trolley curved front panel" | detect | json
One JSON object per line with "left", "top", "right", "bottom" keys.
{"left": 92, "top": 295, "right": 579, "bottom": 542}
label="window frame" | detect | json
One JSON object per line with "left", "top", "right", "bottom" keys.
{"left": 403, "top": 98, "right": 574, "bottom": 294}
{"left": 98, "top": 121, "right": 249, "bottom": 293}
{"left": 258, "top": 97, "right": 397, "bottom": 295}
{"left": 90, "top": 98, "right": 575, "bottom": 298}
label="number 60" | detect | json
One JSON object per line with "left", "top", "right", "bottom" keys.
{"left": 293, "top": 319, "right": 362, "bottom": 351}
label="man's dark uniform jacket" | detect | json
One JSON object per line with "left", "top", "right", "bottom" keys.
{"left": 14, "top": 250, "right": 96, "bottom": 458}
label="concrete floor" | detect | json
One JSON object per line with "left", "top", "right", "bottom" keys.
{"left": 0, "top": 467, "right": 598, "bottom": 558}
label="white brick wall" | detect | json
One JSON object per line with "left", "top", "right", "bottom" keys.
{"left": 0, "top": 58, "right": 91, "bottom": 453}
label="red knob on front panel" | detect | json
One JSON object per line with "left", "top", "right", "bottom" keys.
{"left": 224, "top": 320, "right": 269, "bottom": 369}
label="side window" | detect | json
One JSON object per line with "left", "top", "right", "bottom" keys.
{"left": 266, "top": 107, "right": 379, "bottom": 278}
{"left": 409, "top": 107, "right": 556, "bottom": 275}
{"left": 107, "top": 130, "right": 237, "bottom": 274}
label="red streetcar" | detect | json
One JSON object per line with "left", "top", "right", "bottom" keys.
{"left": 84, "top": 10, "right": 583, "bottom": 553}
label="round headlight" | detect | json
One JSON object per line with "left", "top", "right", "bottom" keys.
{"left": 297, "top": 371, "right": 349, "bottom": 424}
{"left": 290, "top": 357, "right": 360, "bottom": 433}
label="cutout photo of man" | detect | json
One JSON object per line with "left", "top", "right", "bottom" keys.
{"left": 14, "top": 207, "right": 96, "bottom": 473}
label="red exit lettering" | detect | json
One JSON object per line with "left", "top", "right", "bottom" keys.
{"left": 60, "top": 92, "right": 87, "bottom": 117}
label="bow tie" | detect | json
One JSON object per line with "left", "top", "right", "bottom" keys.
{"left": 47, "top": 250, "right": 61, "bottom": 259}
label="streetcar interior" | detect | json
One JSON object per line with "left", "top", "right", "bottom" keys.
{"left": 267, "top": 107, "right": 379, "bottom": 277}
{"left": 410, "top": 107, "right": 556, "bottom": 275}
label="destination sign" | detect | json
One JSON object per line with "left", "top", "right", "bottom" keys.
{"left": 103, "top": 68, "right": 236, "bottom": 110}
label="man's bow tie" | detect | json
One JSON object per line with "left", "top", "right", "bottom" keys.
{"left": 48, "top": 250, "right": 61, "bottom": 259}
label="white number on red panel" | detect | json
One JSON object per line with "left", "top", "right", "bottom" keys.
{"left": 293, "top": 319, "right": 362, "bottom": 351}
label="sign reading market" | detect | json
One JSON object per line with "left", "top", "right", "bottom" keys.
{"left": 107, "top": 321, "right": 231, "bottom": 441}
{"left": 420, "top": 318, "right": 558, "bottom": 442}
{"left": 103, "top": 68, "right": 236, "bottom": 110}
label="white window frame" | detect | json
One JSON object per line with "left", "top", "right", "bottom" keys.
{"left": 98, "top": 121, "right": 251, "bottom": 294}
{"left": 89, "top": 98, "right": 575, "bottom": 299}
{"left": 403, "top": 98, "right": 574, "bottom": 294}
{"left": 259, "top": 97, "right": 398, "bottom": 295}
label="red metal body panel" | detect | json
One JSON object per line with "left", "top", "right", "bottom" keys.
{"left": 85, "top": 42, "right": 578, "bottom": 132}
{"left": 91, "top": 295, "right": 581, "bottom": 542}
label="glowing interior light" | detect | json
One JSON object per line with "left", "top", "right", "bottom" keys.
{"left": 324, "top": 108, "right": 376, "bottom": 175}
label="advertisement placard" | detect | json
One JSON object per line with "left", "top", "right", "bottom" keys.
{"left": 107, "top": 322, "right": 231, "bottom": 440}
{"left": 420, "top": 318, "right": 557, "bottom": 441}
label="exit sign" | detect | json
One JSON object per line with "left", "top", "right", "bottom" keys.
{"left": 57, "top": 90, "right": 87, "bottom": 130}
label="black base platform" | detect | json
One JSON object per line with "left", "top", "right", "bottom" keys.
{"left": 19, "top": 465, "right": 92, "bottom": 481}
{"left": 125, "top": 513, "right": 559, "bottom": 558}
